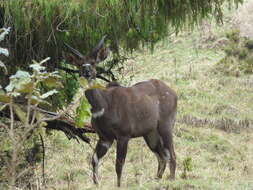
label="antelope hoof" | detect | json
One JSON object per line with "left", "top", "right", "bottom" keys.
{"left": 156, "top": 174, "right": 163, "bottom": 179}
{"left": 93, "top": 175, "right": 99, "bottom": 185}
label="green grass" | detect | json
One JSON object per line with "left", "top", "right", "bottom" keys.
{"left": 44, "top": 18, "right": 253, "bottom": 190}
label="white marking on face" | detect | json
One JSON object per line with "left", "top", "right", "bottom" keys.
{"left": 92, "top": 108, "right": 105, "bottom": 118}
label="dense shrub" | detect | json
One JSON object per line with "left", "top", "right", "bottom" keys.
{"left": 215, "top": 30, "right": 253, "bottom": 76}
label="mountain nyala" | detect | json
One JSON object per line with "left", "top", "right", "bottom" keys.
{"left": 65, "top": 36, "right": 177, "bottom": 187}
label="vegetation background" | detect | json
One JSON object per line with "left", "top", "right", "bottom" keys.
{"left": 0, "top": 0, "right": 253, "bottom": 189}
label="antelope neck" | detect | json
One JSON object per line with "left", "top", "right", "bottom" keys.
{"left": 85, "top": 88, "right": 108, "bottom": 118}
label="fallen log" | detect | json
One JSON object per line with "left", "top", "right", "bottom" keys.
{"left": 0, "top": 104, "right": 95, "bottom": 144}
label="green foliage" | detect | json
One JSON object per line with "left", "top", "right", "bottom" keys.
{"left": 0, "top": 58, "right": 62, "bottom": 188}
{"left": 75, "top": 97, "right": 91, "bottom": 128}
{"left": 225, "top": 29, "right": 240, "bottom": 43}
{"left": 215, "top": 29, "right": 253, "bottom": 75}
{"left": 1, "top": 0, "right": 242, "bottom": 71}
{"left": 0, "top": 132, "right": 44, "bottom": 187}
{"left": 0, "top": 58, "right": 60, "bottom": 105}
{"left": 63, "top": 75, "right": 79, "bottom": 104}
{"left": 181, "top": 157, "right": 193, "bottom": 179}
{"left": 245, "top": 39, "right": 253, "bottom": 49}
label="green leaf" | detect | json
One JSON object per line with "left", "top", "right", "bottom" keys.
{"left": 43, "top": 76, "right": 63, "bottom": 88}
{"left": 89, "top": 81, "right": 106, "bottom": 90}
{"left": 30, "top": 95, "right": 40, "bottom": 105}
{"left": 40, "top": 89, "right": 58, "bottom": 99}
{"left": 79, "top": 77, "right": 106, "bottom": 90}
{"left": 13, "top": 104, "right": 27, "bottom": 123}
{"left": 75, "top": 97, "right": 91, "bottom": 127}
{"left": 79, "top": 77, "right": 89, "bottom": 88}
{"left": 28, "top": 95, "right": 51, "bottom": 106}
{"left": 6, "top": 71, "right": 32, "bottom": 93}
{"left": 0, "top": 103, "right": 7, "bottom": 111}
{"left": 0, "top": 91, "right": 10, "bottom": 103}
{"left": 17, "top": 82, "right": 34, "bottom": 93}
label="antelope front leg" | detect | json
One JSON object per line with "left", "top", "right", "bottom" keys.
{"left": 92, "top": 139, "right": 113, "bottom": 185}
{"left": 116, "top": 137, "right": 129, "bottom": 187}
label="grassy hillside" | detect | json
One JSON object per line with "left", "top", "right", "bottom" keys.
{"left": 43, "top": 15, "right": 253, "bottom": 190}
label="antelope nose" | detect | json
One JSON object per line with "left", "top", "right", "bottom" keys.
{"left": 82, "top": 63, "right": 92, "bottom": 78}
{"left": 84, "top": 71, "right": 91, "bottom": 78}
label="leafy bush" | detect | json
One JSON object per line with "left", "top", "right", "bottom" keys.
{"left": 215, "top": 29, "right": 253, "bottom": 75}
{"left": 0, "top": 58, "right": 62, "bottom": 189}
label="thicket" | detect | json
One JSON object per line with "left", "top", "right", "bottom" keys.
{"left": 0, "top": 0, "right": 242, "bottom": 108}
{"left": 0, "top": 0, "right": 242, "bottom": 75}
{"left": 0, "top": 56, "right": 59, "bottom": 189}
{"left": 215, "top": 30, "right": 253, "bottom": 75}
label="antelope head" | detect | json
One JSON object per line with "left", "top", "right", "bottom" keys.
{"left": 64, "top": 36, "right": 110, "bottom": 81}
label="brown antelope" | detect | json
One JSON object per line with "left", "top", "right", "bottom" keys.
{"left": 65, "top": 37, "right": 177, "bottom": 187}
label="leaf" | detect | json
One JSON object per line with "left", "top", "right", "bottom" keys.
{"left": 89, "top": 82, "right": 106, "bottom": 90}
{"left": 0, "top": 60, "right": 8, "bottom": 74}
{"left": 0, "top": 27, "right": 10, "bottom": 41}
{"left": 30, "top": 95, "right": 40, "bottom": 105}
{"left": 0, "top": 103, "right": 7, "bottom": 111}
{"left": 79, "top": 77, "right": 89, "bottom": 88}
{"left": 40, "top": 89, "right": 58, "bottom": 99}
{"left": 10, "top": 92, "right": 21, "bottom": 97}
{"left": 6, "top": 71, "right": 31, "bottom": 92}
{"left": 17, "top": 82, "right": 34, "bottom": 93}
{"left": 0, "top": 47, "right": 9, "bottom": 56}
{"left": 75, "top": 97, "right": 91, "bottom": 127}
{"left": 0, "top": 92, "right": 11, "bottom": 103}
{"left": 43, "top": 76, "right": 63, "bottom": 88}
{"left": 29, "top": 95, "right": 51, "bottom": 106}
{"left": 39, "top": 57, "right": 50, "bottom": 64}
{"left": 29, "top": 63, "right": 46, "bottom": 72}
{"left": 13, "top": 104, "right": 27, "bottom": 123}
{"left": 10, "top": 71, "right": 31, "bottom": 79}
{"left": 35, "top": 111, "right": 42, "bottom": 121}
{"left": 5, "top": 83, "right": 15, "bottom": 92}
{"left": 79, "top": 77, "right": 106, "bottom": 90}
{"left": 39, "top": 121, "right": 48, "bottom": 128}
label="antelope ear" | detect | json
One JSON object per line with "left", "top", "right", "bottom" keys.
{"left": 89, "top": 35, "right": 110, "bottom": 64}
{"left": 63, "top": 53, "right": 83, "bottom": 67}
{"left": 95, "top": 47, "right": 110, "bottom": 63}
